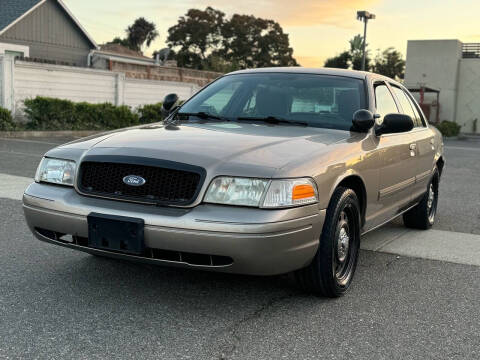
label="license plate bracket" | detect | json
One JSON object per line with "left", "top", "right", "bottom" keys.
{"left": 87, "top": 213, "right": 144, "bottom": 255}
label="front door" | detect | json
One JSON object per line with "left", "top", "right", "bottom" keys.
{"left": 369, "top": 82, "right": 418, "bottom": 228}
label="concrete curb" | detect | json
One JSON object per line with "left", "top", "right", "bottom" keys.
{"left": 0, "top": 130, "right": 100, "bottom": 138}
{"left": 362, "top": 224, "right": 480, "bottom": 267}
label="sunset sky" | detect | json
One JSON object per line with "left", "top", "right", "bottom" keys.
{"left": 65, "top": 0, "right": 480, "bottom": 67}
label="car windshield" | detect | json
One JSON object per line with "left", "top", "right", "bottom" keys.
{"left": 179, "top": 73, "right": 367, "bottom": 131}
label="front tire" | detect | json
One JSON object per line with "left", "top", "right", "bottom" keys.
{"left": 403, "top": 167, "right": 439, "bottom": 230}
{"left": 295, "top": 187, "right": 361, "bottom": 297}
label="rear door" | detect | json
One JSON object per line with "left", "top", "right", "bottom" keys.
{"left": 390, "top": 85, "right": 435, "bottom": 200}
{"left": 372, "top": 81, "right": 418, "bottom": 224}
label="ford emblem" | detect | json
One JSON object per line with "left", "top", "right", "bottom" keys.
{"left": 123, "top": 175, "right": 146, "bottom": 186}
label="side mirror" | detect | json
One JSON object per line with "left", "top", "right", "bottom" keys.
{"left": 352, "top": 109, "right": 375, "bottom": 132}
{"left": 375, "top": 113, "right": 414, "bottom": 136}
{"left": 162, "top": 93, "right": 179, "bottom": 114}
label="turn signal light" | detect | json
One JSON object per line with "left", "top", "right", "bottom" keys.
{"left": 292, "top": 184, "right": 316, "bottom": 200}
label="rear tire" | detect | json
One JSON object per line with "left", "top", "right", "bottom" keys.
{"left": 295, "top": 187, "right": 361, "bottom": 297}
{"left": 403, "top": 167, "right": 439, "bottom": 230}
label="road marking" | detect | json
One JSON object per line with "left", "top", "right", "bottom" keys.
{"left": 0, "top": 173, "right": 33, "bottom": 200}
{"left": 1, "top": 172, "right": 479, "bottom": 267}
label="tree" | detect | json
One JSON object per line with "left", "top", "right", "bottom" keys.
{"left": 167, "top": 7, "right": 298, "bottom": 71}
{"left": 349, "top": 34, "right": 371, "bottom": 71}
{"left": 373, "top": 47, "right": 406, "bottom": 79}
{"left": 323, "top": 34, "right": 373, "bottom": 71}
{"left": 109, "top": 37, "right": 131, "bottom": 48}
{"left": 219, "top": 14, "right": 297, "bottom": 69}
{"left": 324, "top": 51, "right": 351, "bottom": 69}
{"left": 106, "top": 18, "right": 159, "bottom": 53}
{"left": 126, "top": 17, "right": 159, "bottom": 52}
{"left": 167, "top": 7, "right": 225, "bottom": 69}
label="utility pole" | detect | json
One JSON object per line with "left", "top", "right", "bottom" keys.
{"left": 356, "top": 11, "right": 376, "bottom": 71}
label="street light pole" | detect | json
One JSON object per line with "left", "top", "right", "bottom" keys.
{"left": 357, "top": 11, "right": 376, "bottom": 71}
{"left": 361, "top": 18, "right": 368, "bottom": 71}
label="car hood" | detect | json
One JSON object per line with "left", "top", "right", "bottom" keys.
{"left": 57, "top": 122, "right": 355, "bottom": 178}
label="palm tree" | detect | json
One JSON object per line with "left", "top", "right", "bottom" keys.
{"left": 126, "top": 17, "right": 159, "bottom": 53}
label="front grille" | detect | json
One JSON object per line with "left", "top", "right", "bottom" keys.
{"left": 78, "top": 161, "right": 203, "bottom": 205}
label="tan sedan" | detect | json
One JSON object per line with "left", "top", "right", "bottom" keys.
{"left": 23, "top": 68, "right": 444, "bottom": 297}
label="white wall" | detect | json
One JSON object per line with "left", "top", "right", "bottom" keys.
{"left": 0, "top": 58, "right": 199, "bottom": 116}
{"left": 404, "top": 40, "right": 462, "bottom": 122}
{"left": 456, "top": 59, "right": 480, "bottom": 133}
{"left": 124, "top": 78, "right": 199, "bottom": 108}
{"left": 14, "top": 61, "right": 117, "bottom": 112}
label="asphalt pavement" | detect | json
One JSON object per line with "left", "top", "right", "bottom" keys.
{"left": 0, "top": 135, "right": 479, "bottom": 359}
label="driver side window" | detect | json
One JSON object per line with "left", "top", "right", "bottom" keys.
{"left": 375, "top": 83, "right": 398, "bottom": 124}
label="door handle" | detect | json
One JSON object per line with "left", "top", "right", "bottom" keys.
{"left": 409, "top": 143, "right": 417, "bottom": 156}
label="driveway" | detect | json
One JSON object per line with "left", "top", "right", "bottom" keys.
{"left": 0, "top": 136, "right": 479, "bottom": 359}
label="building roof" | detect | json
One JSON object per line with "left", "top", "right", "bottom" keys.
{"left": 0, "top": 0, "right": 42, "bottom": 31}
{"left": 99, "top": 44, "right": 150, "bottom": 59}
{"left": 0, "top": 0, "right": 97, "bottom": 48}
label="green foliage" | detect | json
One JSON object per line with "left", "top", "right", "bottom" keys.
{"left": 349, "top": 34, "right": 371, "bottom": 71}
{"left": 436, "top": 120, "right": 461, "bottom": 137}
{"left": 167, "top": 7, "right": 225, "bottom": 70}
{"left": 167, "top": 7, "right": 298, "bottom": 71}
{"left": 323, "top": 34, "right": 371, "bottom": 71}
{"left": 23, "top": 97, "right": 140, "bottom": 131}
{"left": 324, "top": 51, "right": 351, "bottom": 69}
{"left": 126, "top": 17, "right": 159, "bottom": 52}
{"left": 109, "top": 37, "right": 132, "bottom": 49}
{"left": 137, "top": 103, "right": 164, "bottom": 124}
{"left": 373, "top": 47, "right": 405, "bottom": 80}
{"left": 107, "top": 17, "right": 158, "bottom": 52}
{"left": 0, "top": 107, "right": 16, "bottom": 131}
{"left": 220, "top": 14, "right": 298, "bottom": 69}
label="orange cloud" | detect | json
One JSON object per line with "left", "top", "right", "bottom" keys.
{"left": 295, "top": 56, "right": 326, "bottom": 67}
{"left": 193, "top": 0, "right": 381, "bottom": 27}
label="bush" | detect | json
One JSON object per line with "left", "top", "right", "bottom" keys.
{"left": 23, "top": 97, "right": 140, "bottom": 130}
{"left": 138, "top": 103, "right": 164, "bottom": 124}
{"left": 436, "top": 120, "right": 461, "bottom": 137}
{"left": 0, "top": 107, "right": 16, "bottom": 131}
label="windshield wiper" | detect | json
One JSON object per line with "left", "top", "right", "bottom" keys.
{"left": 164, "top": 111, "right": 228, "bottom": 127}
{"left": 236, "top": 116, "right": 308, "bottom": 127}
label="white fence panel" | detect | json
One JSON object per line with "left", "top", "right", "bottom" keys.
{"left": 0, "top": 59, "right": 207, "bottom": 116}
{"left": 14, "top": 61, "right": 117, "bottom": 112}
{"left": 124, "top": 78, "right": 200, "bottom": 108}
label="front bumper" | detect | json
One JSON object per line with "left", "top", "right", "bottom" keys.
{"left": 23, "top": 183, "right": 326, "bottom": 275}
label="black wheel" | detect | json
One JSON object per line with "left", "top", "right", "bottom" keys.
{"left": 295, "top": 187, "right": 361, "bottom": 297}
{"left": 403, "top": 167, "right": 439, "bottom": 230}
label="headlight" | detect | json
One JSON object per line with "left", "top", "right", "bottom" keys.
{"left": 262, "top": 178, "right": 318, "bottom": 208}
{"left": 35, "top": 157, "right": 76, "bottom": 186}
{"left": 204, "top": 177, "right": 318, "bottom": 208}
{"left": 204, "top": 177, "right": 268, "bottom": 206}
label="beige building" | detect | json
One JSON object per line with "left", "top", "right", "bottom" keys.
{"left": 405, "top": 39, "right": 480, "bottom": 134}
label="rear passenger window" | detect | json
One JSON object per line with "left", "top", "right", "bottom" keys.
{"left": 375, "top": 84, "right": 398, "bottom": 124}
{"left": 391, "top": 86, "right": 419, "bottom": 126}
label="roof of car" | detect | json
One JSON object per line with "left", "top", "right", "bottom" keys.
{"left": 228, "top": 67, "right": 372, "bottom": 80}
